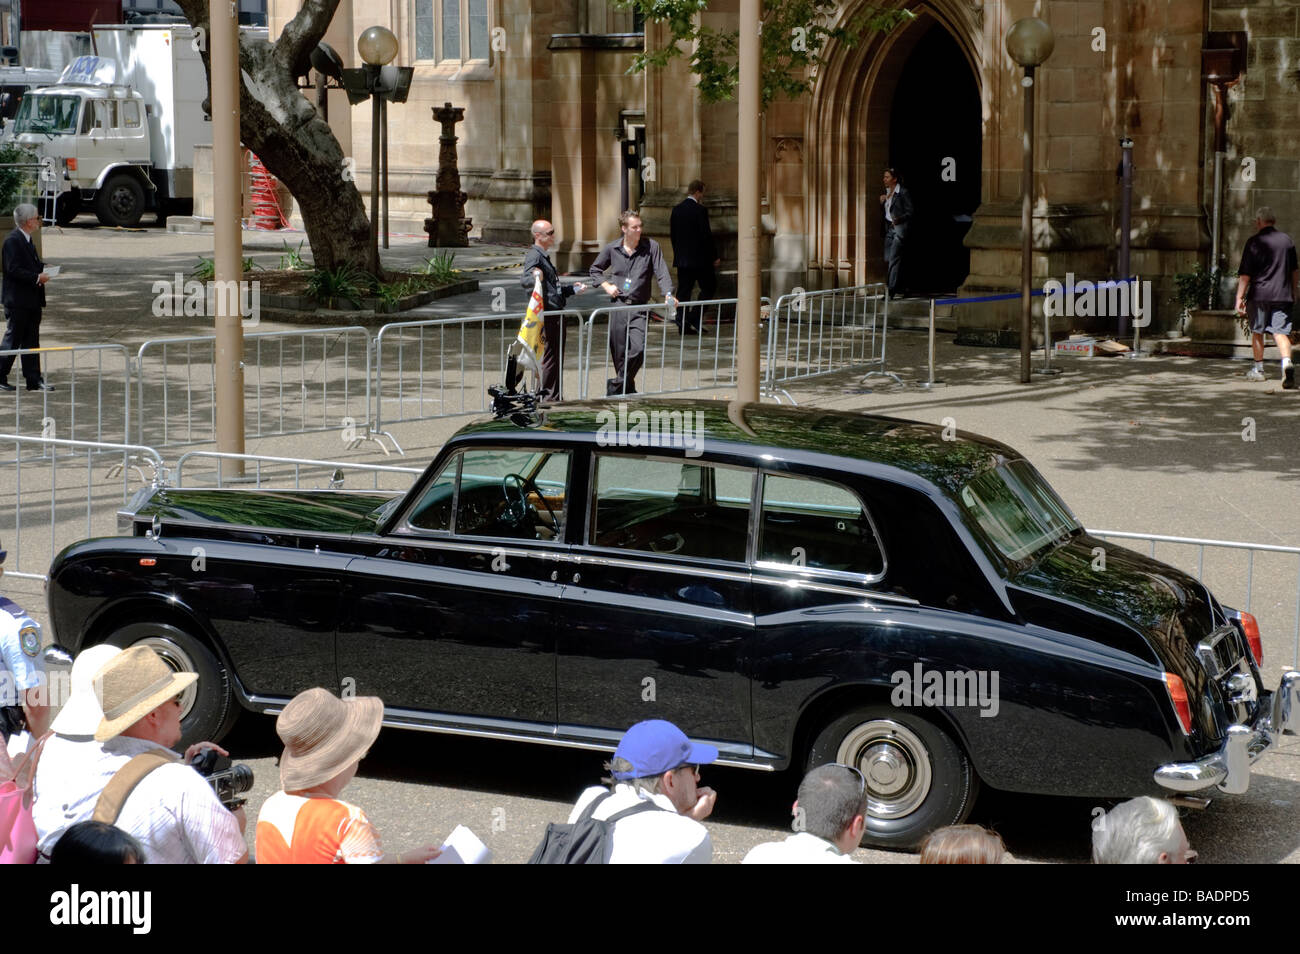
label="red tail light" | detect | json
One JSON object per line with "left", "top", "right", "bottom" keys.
{"left": 65, "top": 158, "right": 77, "bottom": 171}
{"left": 1239, "top": 612, "right": 1263, "bottom": 665}
{"left": 1163, "top": 673, "right": 1193, "bottom": 735}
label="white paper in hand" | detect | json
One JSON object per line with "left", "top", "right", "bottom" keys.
{"left": 428, "top": 824, "right": 492, "bottom": 864}
{"left": 43, "top": 266, "right": 61, "bottom": 278}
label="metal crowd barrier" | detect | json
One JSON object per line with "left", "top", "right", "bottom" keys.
{"left": 134, "top": 327, "right": 373, "bottom": 448}
{"left": 173, "top": 449, "right": 421, "bottom": 491}
{"left": 764, "top": 284, "right": 898, "bottom": 401}
{"left": 1092, "top": 529, "right": 1300, "bottom": 670}
{"left": 0, "top": 433, "right": 166, "bottom": 581}
{"left": 372, "top": 309, "right": 586, "bottom": 438}
{"left": 0, "top": 343, "right": 131, "bottom": 454}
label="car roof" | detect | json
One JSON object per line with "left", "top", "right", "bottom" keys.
{"left": 453, "top": 398, "right": 1018, "bottom": 494}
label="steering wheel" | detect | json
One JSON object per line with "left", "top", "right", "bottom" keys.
{"left": 501, "top": 473, "right": 558, "bottom": 531}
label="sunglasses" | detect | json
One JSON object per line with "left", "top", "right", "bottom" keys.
{"left": 537, "top": 229, "right": 555, "bottom": 237}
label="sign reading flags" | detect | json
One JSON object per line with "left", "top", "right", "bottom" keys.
{"left": 515, "top": 273, "right": 546, "bottom": 387}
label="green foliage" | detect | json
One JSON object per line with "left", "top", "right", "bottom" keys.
{"left": 278, "top": 240, "right": 310, "bottom": 271}
{"left": 191, "top": 256, "right": 259, "bottom": 280}
{"left": 616, "top": 1, "right": 915, "bottom": 106}
{"left": 307, "top": 262, "right": 364, "bottom": 304}
{"left": 0, "top": 143, "right": 35, "bottom": 217}
{"left": 1171, "top": 264, "right": 1222, "bottom": 313}
{"left": 419, "top": 250, "right": 459, "bottom": 285}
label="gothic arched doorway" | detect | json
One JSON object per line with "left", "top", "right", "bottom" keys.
{"left": 887, "top": 22, "right": 982, "bottom": 295}
{"left": 803, "top": 3, "right": 984, "bottom": 291}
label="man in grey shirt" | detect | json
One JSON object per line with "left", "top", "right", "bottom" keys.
{"left": 590, "top": 211, "right": 675, "bottom": 395}
{"left": 1236, "top": 206, "right": 1299, "bottom": 388}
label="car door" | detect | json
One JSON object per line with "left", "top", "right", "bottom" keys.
{"left": 336, "top": 445, "right": 571, "bottom": 729}
{"left": 556, "top": 451, "right": 755, "bottom": 757}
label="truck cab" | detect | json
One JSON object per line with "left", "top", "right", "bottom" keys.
{"left": 13, "top": 74, "right": 153, "bottom": 226}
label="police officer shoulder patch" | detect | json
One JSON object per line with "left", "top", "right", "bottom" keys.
{"left": 20, "top": 625, "right": 40, "bottom": 657}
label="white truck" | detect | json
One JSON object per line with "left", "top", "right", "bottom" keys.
{"left": 12, "top": 23, "right": 208, "bottom": 227}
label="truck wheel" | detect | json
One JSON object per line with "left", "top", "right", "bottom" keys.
{"left": 54, "top": 194, "right": 78, "bottom": 226}
{"left": 807, "top": 706, "right": 979, "bottom": 850}
{"left": 105, "top": 621, "right": 240, "bottom": 748}
{"left": 95, "top": 174, "right": 146, "bottom": 228}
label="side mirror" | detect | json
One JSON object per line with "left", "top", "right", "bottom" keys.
{"left": 149, "top": 513, "right": 162, "bottom": 540}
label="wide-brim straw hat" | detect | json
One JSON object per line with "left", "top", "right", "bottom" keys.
{"left": 94, "top": 645, "right": 198, "bottom": 742}
{"left": 50, "top": 644, "right": 123, "bottom": 737}
{"left": 277, "top": 687, "right": 383, "bottom": 791}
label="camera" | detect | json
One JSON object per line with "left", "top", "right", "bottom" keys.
{"left": 189, "top": 748, "right": 254, "bottom": 810}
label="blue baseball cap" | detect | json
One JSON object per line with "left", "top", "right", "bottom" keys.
{"left": 612, "top": 720, "right": 719, "bottom": 780}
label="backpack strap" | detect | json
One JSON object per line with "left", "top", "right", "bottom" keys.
{"left": 605, "top": 800, "right": 664, "bottom": 824}
{"left": 573, "top": 789, "right": 616, "bottom": 825}
{"left": 92, "top": 751, "right": 179, "bottom": 825}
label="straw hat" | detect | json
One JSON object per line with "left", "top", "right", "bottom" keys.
{"left": 94, "top": 645, "right": 198, "bottom": 742}
{"left": 50, "top": 644, "right": 122, "bottom": 737}
{"left": 276, "top": 687, "right": 383, "bottom": 791}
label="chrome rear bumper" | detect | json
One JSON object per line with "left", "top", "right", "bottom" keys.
{"left": 1154, "top": 671, "right": 1300, "bottom": 794}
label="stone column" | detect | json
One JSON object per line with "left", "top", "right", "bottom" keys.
{"left": 425, "top": 102, "right": 472, "bottom": 247}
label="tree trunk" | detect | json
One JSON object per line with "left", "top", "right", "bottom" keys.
{"left": 174, "top": 0, "right": 379, "bottom": 278}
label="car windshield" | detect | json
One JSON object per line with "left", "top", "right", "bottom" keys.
{"left": 13, "top": 93, "right": 80, "bottom": 135}
{"left": 958, "top": 459, "right": 1080, "bottom": 562}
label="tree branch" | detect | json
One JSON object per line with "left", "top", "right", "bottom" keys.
{"left": 275, "top": 0, "right": 342, "bottom": 75}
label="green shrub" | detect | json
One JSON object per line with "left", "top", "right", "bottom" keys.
{"left": 307, "top": 262, "right": 364, "bottom": 304}
{"left": 419, "top": 250, "right": 459, "bottom": 285}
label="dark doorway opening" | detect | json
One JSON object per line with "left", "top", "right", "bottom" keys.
{"left": 888, "top": 23, "right": 981, "bottom": 295}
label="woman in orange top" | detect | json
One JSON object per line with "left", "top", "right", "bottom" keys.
{"left": 255, "top": 687, "right": 441, "bottom": 864}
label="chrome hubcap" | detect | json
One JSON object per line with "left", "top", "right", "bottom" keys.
{"left": 837, "top": 720, "right": 932, "bottom": 819}
{"left": 135, "top": 636, "right": 198, "bottom": 720}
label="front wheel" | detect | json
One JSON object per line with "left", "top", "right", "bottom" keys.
{"left": 94, "top": 173, "right": 146, "bottom": 227}
{"left": 104, "top": 621, "right": 240, "bottom": 749}
{"left": 807, "top": 706, "right": 978, "bottom": 850}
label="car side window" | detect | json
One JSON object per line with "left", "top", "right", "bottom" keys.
{"left": 406, "top": 453, "right": 459, "bottom": 532}
{"left": 757, "top": 473, "right": 885, "bottom": 578}
{"left": 591, "top": 455, "right": 753, "bottom": 562}
{"left": 455, "top": 448, "right": 569, "bottom": 541}
{"left": 122, "top": 100, "right": 141, "bottom": 128}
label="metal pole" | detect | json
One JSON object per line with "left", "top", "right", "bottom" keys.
{"left": 368, "top": 66, "right": 381, "bottom": 274}
{"left": 736, "top": 0, "right": 761, "bottom": 403}
{"left": 1019, "top": 65, "right": 1036, "bottom": 384}
{"left": 918, "top": 296, "right": 945, "bottom": 389}
{"left": 212, "top": 0, "right": 245, "bottom": 466}
{"left": 1118, "top": 137, "right": 1133, "bottom": 338}
{"left": 381, "top": 94, "right": 390, "bottom": 250}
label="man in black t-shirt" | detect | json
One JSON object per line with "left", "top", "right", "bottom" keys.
{"left": 1236, "top": 207, "right": 1299, "bottom": 389}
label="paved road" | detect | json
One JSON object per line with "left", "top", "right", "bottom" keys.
{"left": 8, "top": 223, "right": 1300, "bottom": 862}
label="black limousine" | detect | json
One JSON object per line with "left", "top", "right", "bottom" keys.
{"left": 47, "top": 400, "right": 1299, "bottom": 847}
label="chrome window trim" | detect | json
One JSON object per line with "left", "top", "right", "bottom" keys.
{"left": 750, "top": 571, "right": 919, "bottom": 606}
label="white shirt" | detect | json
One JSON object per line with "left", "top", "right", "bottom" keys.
{"left": 33, "top": 734, "right": 245, "bottom": 863}
{"left": 567, "top": 784, "right": 711, "bottom": 864}
{"left": 0, "top": 597, "right": 44, "bottom": 697}
{"left": 742, "top": 832, "right": 859, "bottom": 864}
{"left": 884, "top": 189, "right": 896, "bottom": 224}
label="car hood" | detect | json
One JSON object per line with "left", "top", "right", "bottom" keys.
{"left": 134, "top": 488, "right": 400, "bottom": 535}
{"left": 1006, "top": 533, "right": 1217, "bottom": 664}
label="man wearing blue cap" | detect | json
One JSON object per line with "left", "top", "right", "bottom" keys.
{"left": 566, "top": 719, "right": 719, "bottom": 863}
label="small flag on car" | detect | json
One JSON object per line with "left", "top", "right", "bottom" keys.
{"left": 514, "top": 272, "right": 545, "bottom": 387}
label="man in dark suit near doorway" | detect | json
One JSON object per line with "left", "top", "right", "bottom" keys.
{"left": 879, "top": 167, "right": 912, "bottom": 298}
{"left": 669, "top": 179, "right": 720, "bottom": 334}
{"left": 0, "top": 204, "right": 53, "bottom": 392}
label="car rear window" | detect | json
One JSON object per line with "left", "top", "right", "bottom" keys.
{"left": 756, "top": 473, "right": 885, "bottom": 578}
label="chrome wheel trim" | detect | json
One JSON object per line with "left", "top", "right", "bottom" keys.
{"left": 836, "top": 719, "right": 933, "bottom": 819}
{"left": 134, "top": 636, "right": 199, "bottom": 720}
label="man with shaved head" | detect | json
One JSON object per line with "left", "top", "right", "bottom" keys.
{"left": 520, "top": 219, "right": 585, "bottom": 401}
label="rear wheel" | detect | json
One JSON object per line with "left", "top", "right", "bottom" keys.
{"left": 94, "top": 173, "right": 146, "bottom": 227}
{"left": 105, "top": 621, "right": 239, "bottom": 748}
{"left": 54, "top": 193, "right": 79, "bottom": 226}
{"left": 807, "top": 705, "right": 979, "bottom": 850}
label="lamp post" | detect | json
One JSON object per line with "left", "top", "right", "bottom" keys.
{"left": 1005, "top": 18, "right": 1054, "bottom": 384}
{"left": 357, "top": 26, "right": 397, "bottom": 275}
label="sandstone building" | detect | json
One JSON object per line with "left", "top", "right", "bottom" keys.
{"left": 268, "top": 0, "right": 1300, "bottom": 336}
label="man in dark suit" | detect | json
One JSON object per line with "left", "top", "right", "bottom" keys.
{"left": 520, "top": 219, "right": 585, "bottom": 401}
{"left": 879, "top": 168, "right": 912, "bottom": 298}
{"left": 669, "top": 180, "right": 720, "bottom": 334}
{"left": 0, "top": 204, "right": 53, "bottom": 391}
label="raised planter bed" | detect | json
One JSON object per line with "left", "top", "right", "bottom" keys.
{"left": 254, "top": 270, "right": 479, "bottom": 325}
